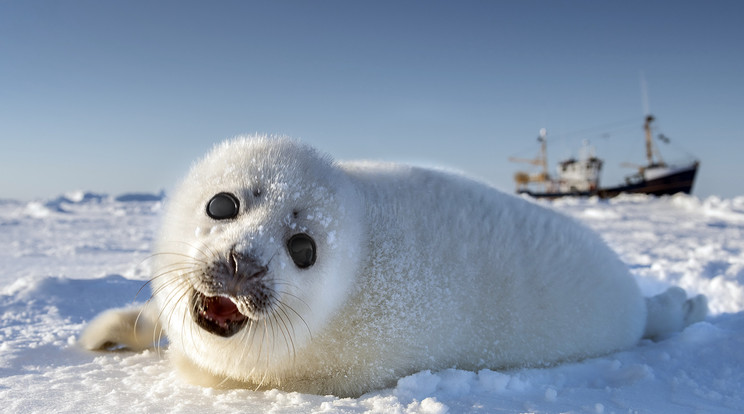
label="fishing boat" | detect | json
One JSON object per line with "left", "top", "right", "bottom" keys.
{"left": 510, "top": 115, "right": 699, "bottom": 199}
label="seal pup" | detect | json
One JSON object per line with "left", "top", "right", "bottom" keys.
{"left": 80, "top": 136, "right": 707, "bottom": 397}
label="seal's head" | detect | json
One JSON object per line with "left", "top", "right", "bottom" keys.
{"left": 150, "top": 136, "right": 363, "bottom": 384}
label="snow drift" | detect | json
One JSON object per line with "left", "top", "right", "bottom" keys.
{"left": 0, "top": 192, "right": 742, "bottom": 413}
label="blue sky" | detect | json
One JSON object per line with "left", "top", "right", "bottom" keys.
{"left": 1, "top": 0, "right": 742, "bottom": 200}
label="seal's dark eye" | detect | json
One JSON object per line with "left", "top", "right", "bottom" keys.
{"left": 287, "top": 233, "right": 316, "bottom": 268}
{"left": 206, "top": 192, "right": 240, "bottom": 220}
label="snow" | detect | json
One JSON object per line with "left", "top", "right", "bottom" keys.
{"left": 1, "top": 192, "right": 743, "bottom": 413}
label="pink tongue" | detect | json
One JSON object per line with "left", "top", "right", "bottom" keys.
{"left": 205, "top": 296, "right": 243, "bottom": 324}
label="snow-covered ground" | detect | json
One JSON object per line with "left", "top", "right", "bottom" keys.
{"left": 1, "top": 191, "right": 742, "bottom": 413}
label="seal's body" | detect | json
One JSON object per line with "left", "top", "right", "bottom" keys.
{"left": 80, "top": 136, "right": 707, "bottom": 397}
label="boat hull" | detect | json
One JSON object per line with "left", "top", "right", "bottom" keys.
{"left": 518, "top": 162, "right": 698, "bottom": 199}
{"left": 597, "top": 162, "right": 699, "bottom": 198}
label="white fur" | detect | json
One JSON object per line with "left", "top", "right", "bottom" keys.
{"left": 80, "top": 136, "right": 707, "bottom": 397}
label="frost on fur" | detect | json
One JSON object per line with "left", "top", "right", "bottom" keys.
{"left": 78, "top": 305, "right": 161, "bottom": 352}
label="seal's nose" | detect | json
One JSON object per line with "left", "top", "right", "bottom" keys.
{"left": 227, "top": 248, "right": 268, "bottom": 280}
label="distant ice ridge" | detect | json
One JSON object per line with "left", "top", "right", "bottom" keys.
{"left": 45, "top": 190, "right": 166, "bottom": 205}
{"left": 54, "top": 190, "right": 109, "bottom": 204}
{"left": 114, "top": 190, "right": 167, "bottom": 203}
{"left": 15, "top": 190, "right": 166, "bottom": 218}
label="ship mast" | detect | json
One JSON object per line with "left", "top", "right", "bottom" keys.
{"left": 509, "top": 128, "right": 551, "bottom": 191}
{"left": 643, "top": 115, "right": 666, "bottom": 168}
{"left": 536, "top": 127, "right": 548, "bottom": 176}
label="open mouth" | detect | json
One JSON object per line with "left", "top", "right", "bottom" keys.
{"left": 190, "top": 291, "right": 249, "bottom": 338}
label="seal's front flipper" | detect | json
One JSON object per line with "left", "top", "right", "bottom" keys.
{"left": 643, "top": 287, "right": 708, "bottom": 341}
{"left": 78, "top": 303, "right": 162, "bottom": 352}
